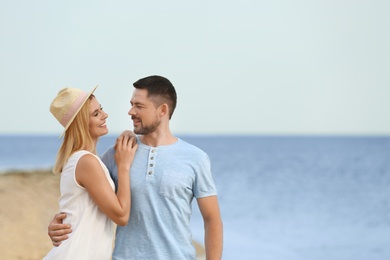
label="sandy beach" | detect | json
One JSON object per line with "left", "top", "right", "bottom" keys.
{"left": 0, "top": 170, "right": 205, "bottom": 260}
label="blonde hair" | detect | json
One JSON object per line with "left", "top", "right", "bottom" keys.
{"left": 53, "top": 96, "right": 96, "bottom": 174}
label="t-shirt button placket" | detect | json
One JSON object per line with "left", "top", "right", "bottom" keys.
{"left": 147, "top": 148, "right": 156, "bottom": 176}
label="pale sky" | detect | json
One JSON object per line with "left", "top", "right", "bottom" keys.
{"left": 1, "top": 0, "right": 389, "bottom": 135}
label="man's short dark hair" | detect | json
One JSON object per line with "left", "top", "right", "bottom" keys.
{"left": 133, "top": 75, "right": 177, "bottom": 119}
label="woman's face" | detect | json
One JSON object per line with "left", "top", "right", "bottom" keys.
{"left": 89, "top": 97, "right": 108, "bottom": 139}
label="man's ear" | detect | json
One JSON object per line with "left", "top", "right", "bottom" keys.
{"left": 159, "top": 103, "right": 169, "bottom": 117}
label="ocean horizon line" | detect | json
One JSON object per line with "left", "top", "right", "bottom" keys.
{"left": 1, "top": 133, "right": 390, "bottom": 138}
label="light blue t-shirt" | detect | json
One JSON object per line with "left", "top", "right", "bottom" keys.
{"left": 101, "top": 137, "right": 217, "bottom": 260}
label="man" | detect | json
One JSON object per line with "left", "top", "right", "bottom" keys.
{"left": 48, "top": 75, "right": 223, "bottom": 259}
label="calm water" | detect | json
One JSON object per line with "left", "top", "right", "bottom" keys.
{"left": 1, "top": 135, "right": 390, "bottom": 259}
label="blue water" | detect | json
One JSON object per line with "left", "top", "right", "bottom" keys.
{"left": 1, "top": 135, "right": 390, "bottom": 259}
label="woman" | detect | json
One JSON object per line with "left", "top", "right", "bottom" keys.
{"left": 44, "top": 86, "right": 137, "bottom": 259}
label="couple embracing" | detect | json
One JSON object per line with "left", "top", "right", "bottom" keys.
{"left": 44, "top": 75, "right": 223, "bottom": 260}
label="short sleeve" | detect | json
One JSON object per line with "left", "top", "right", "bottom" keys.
{"left": 193, "top": 153, "right": 218, "bottom": 198}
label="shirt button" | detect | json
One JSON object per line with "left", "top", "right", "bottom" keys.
{"left": 151, "top": 149, "right": 156, "bottom": 153}
{"left": 149, "top": 164, "right": 154, "bottom": 167}
{"left": 148, "top": 171, "right": 153, "bottom": 175}
{"left": 150, "top": 157, "right": 154, "bottom": 160}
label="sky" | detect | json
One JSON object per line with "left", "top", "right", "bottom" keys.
{"left": 1, "top": 0, "right": 389, "bottom": 136}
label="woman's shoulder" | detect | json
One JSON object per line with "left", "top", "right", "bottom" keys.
{"left": 74, "top": 152, "right": 106, "bottom": 177}
{"left": 62, "top": 151, "right": 98, "bottom": 174}
{"left": 71, "top": 150, "right": 97, "bottom": 157}
{"left": 70, "top": 150, "right": 101, "bottom": 164}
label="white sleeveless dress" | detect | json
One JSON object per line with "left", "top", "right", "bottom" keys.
{"left": 43, "top": 150, "right": 115, "bottom": 260}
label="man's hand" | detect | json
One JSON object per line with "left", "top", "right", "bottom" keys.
{"left": 47, "top": 213, "right": 72, "bottom": 246}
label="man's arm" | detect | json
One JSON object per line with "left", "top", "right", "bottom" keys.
{"left": 47, "top": 213, "right": 72, "bottom": 246}
{"left": 197, "top": 196, "right": 223, "bottom": 260}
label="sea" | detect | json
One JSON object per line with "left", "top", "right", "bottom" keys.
{"left": 1, "top": 134, "right": 390, "bottom": 260}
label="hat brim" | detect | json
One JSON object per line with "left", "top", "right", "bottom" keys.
{"left": 59, "top": 85, "right": 98, "bottom": 138}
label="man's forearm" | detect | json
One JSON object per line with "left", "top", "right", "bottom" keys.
{"left": 204, "top": 218, "right": 223, "bottom": 260}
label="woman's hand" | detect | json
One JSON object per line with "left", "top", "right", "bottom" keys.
{"left": 114, "top": 130, "right": 137, "bottom": 149}
{"left": 115, "top": 135, "right": 138, "bottom": 172}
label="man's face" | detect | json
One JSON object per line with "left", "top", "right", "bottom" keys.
{"left": 128, "top": 88, "right": 161, "bottom": 135}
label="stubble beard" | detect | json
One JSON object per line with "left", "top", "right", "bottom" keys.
{"left": 133, "top": 119, "right": 161, "bottom": 135}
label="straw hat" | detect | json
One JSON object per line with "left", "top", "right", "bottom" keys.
{"left": 50, "top": 85, "right": 98, "bottom": 137}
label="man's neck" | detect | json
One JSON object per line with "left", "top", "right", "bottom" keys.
{"left": 139, "top": 130, "right": 177, "bottom": 147}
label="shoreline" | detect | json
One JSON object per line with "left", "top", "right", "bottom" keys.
{"left": 0, "top": 169, "right": 205, "bottom": 259}
{"left": 0, "top": 168, "right": 56, "bottom": 176}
